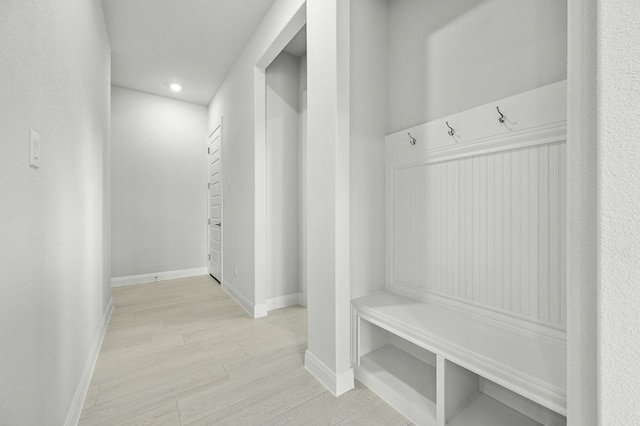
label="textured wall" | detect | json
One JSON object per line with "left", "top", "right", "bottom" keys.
{"left": 0, "top": 0, "right": 111, "bottom": 423}
{"left": 598, "top": 0, "right": 640, "bottom": 423}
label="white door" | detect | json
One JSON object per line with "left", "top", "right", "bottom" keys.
{"left": 208, "top": 122, "right": 222, "bottom": 282}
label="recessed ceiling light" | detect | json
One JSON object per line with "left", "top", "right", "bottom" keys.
{"left": 170, "top": 83, "right": 182, "bottom": 92}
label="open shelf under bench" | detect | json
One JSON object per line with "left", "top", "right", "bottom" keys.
{"left": 357, "top": 343, "right": 437, "bottom": 425}
{"left": 447, "top": 393, "right": 541, "bottom": 426}
{"left": 352, "top": 291, "right": 567, "bottom": 426}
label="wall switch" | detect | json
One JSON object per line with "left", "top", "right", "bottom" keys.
{"left": 29, "top": 129, "right": 40, "bottom": 168}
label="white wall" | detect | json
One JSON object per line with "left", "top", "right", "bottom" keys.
{"left": 566, "top": 1, "right": 597, "bottom": 424}
{"left": 387, "top": 0, "right": 567, "bottom": 133}
{"left": 0, "top": 0, "right": 111, "bottom": 423}
{"left": 208, "top": 0, "right": 305, "bottom": 306}
{"left": 299, "top": 53, "right": 308, "bottom": 305}
{"left": 350, "top": 0, "right": 388, "bottom": 299}
{"left": 305, "top": 0, "right": 353, "bottom": 394}
{"left": 299, "top": 53, "right": 308, "bottom": 98}
{"left": 266, "top": 52, "right": 301, "bottom": 299}
{"left": 598, "top": 0, "right": 640, "bottom": 423}
{"left": 111, "top": 86, "right": 208, "bottom": 279}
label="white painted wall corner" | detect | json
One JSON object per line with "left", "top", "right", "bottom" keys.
{"left": 64, "top": 298, "right": 114, "bottom": 426}
{"left": 304, "top": 350, "right": 355, "bottom": 397}
{"left": 265, "top": 293, "right": 302, "bottom": 311}
{"left": 222, "top": 280, "right": 267, "bottom": 318}
{"left": 111, "top": 267, "right": 208, "bottom": 287}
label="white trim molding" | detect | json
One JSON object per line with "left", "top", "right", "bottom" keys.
{"left": 254, "top": 304, "right": 268, "bottom": 318}
{"left": 385, "top": 80, "right": 567, "bottom": 161}
{"left": 64, "top": 297, "right": 114, "bottom": 426}
{"left": 111, "top": 267, "right": 208, "bottom": 287}
{"left": 304, "top": 350, "right": 354, "bottom": 397}
{"left": 222, "top": 280, "right": 267, "bottom": 319}
{"left": 265, "top": 293, "right": 302, "bottom": 311}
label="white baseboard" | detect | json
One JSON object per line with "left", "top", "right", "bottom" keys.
{"left": 266, "top": 292, "right": 302, "bottom": 311}
{"left": 222, "top": 280, "right": 267, "bottom": 319}
{"left": 111, "top": 267, "right": 208, "bottom": 287}
{"left": 304, "top": 350, "right": 354, "bottom": 397}
{"left": 64, "top": 297, "right": 114, "bottom": 426}
{"left": 254, "top": 304, "right": 268, "bottom": 318}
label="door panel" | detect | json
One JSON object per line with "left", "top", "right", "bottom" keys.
{"left": 208, "top": 123, "right": 223, "bottom": 282}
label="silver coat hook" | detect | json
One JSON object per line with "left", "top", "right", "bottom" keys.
{"left": 446, "top": 121, "right": 455, "bottom": 137}
{"left": 408, "top": 132, "right": 416, "bottom": 145}
{"left": 497, "top": 106, "right": 506, "bottom": 124}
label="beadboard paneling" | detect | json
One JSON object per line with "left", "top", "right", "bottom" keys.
{"left": 389, "top": 139, "right": 567, "bottom": 330}
{"left": 385, "top": 82, "right": 568, "bottom": 335}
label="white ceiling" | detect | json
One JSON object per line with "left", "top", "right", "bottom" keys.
{"left": 102, "top": 0, "right": 278, "bottom": 105}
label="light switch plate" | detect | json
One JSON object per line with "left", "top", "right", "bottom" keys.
{"left": 30, "top": 129, "right": 40, "bottom": 168}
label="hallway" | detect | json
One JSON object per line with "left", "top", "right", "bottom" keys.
{"left": 79, "top": 276, "right": 409, "bottom": 425}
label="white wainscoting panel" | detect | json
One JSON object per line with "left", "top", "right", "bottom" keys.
{"left": 386, "top": 81, "right": 567, "bottom": 333}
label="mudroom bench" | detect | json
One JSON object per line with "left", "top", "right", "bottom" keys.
{"left": 352, "top": 291, "right": 567, "bottom": 426}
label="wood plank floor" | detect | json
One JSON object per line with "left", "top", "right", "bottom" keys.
{"left": 79, "top": 275, "right": 410, "bottom": 425}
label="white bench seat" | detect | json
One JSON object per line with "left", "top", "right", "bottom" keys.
{"left": 352, "top": 291, "right": 567, "bottom": 416}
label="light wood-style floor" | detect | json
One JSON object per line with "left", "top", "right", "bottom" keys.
{"left": 79, "top": 275, "right": 410, "bottom": 425}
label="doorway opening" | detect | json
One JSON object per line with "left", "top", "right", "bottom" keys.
{"left": 264, "top": 27, "right": 307, "bottom": 310}
{"left": 253, "top": 2, "right": 306, "bottom": 317}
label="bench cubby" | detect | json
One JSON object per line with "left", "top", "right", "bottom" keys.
{"left": 442, "top": 360, "right": 566, "bottom": 426}
{"left": 356, "top": 319, "right": 438, "bottom": 425}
